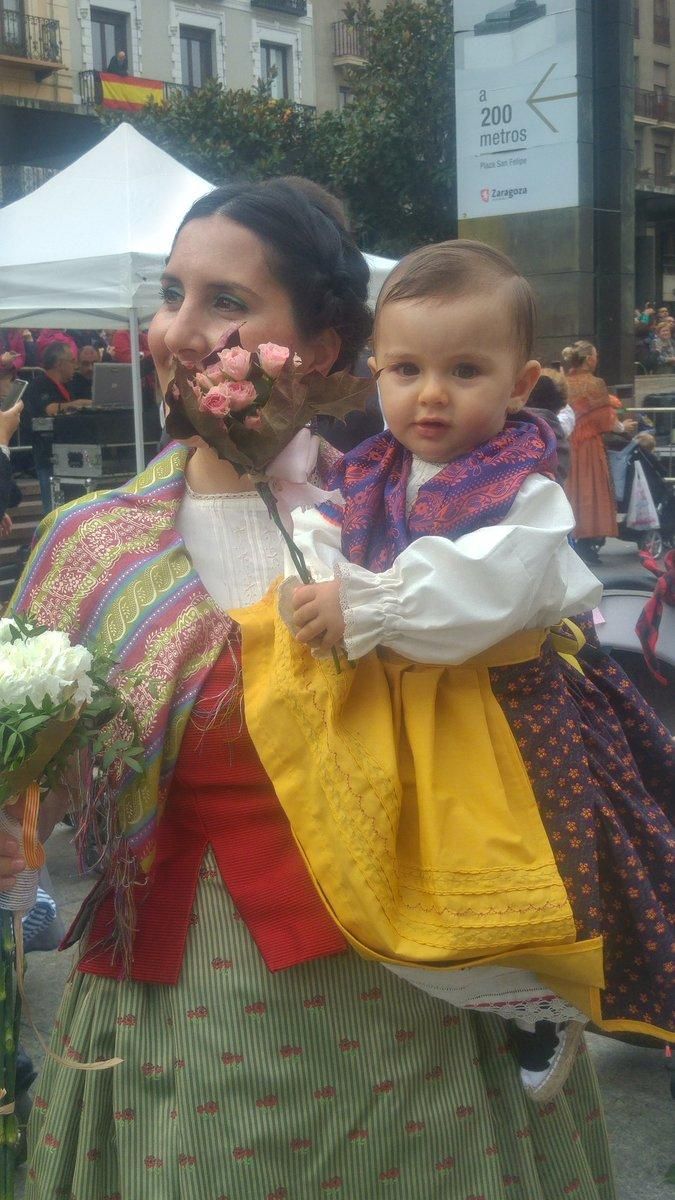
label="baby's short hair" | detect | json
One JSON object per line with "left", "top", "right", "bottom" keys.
{"left": 375, "top": 239, "right": 536, "bottom": 362}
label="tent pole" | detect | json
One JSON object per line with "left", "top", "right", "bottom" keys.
{"left": 129, "top": 309, "right": 145, "bottom": 474}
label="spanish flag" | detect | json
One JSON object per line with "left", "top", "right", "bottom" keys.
{"left": 99, "top": 71, "right": 164, "bottom": 111}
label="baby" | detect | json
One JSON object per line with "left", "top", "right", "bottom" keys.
{"left": 273, "top": 241, "right": 674, "bottom": 1098}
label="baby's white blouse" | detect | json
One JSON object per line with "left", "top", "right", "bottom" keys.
{"left": 291, "top": 461, "right": 602, "bottom": 663}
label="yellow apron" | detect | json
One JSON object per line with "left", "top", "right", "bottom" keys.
{"left": 233, "top": 587, "right": 606, "bottom": 1021}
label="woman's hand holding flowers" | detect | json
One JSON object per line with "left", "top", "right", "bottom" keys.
{"left": 0, "top": 825, "right": 25, "bottom": 893}
{"left": 0, "top": 790, "right": 70, "bottom": 892}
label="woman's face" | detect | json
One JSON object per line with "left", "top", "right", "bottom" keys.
{"left": 149, "top": 214, "right": 332, "bottom": 393}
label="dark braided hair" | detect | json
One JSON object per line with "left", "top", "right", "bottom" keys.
{"left": 174, "top": 177, "right": 372, "bottom": 371}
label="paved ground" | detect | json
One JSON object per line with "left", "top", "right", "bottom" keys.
{"left": 593, "top": 534, "right": 657, "bottom": 588}
{"left": 13, "top": 538, "right": 675, "bottom": 1197}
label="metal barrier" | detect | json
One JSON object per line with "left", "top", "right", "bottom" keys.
{"left": 625, "top": 405, "right": 675, "bottom": 483}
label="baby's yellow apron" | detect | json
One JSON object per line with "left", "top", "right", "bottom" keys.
{"left": 233, "top": 588, "right": 605, "bottom": 1021}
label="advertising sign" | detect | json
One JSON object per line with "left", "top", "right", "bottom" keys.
{"left": 454, "top": 0, "right": 580, "bottom": 219}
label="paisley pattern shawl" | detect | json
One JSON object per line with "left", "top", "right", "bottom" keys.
{"left": 8, "top": 444, "right": 234, "bottom": 961}
{"left": 321, "top": 413, "right": 558, "bottom": 571}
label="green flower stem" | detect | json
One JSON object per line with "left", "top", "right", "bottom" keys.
{"left": 0, "top": 909, "right": 18, "bottom": 1198}
{"left": 256, "top": 482, "right": 342, "bottom": 673}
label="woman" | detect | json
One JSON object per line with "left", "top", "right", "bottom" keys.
{"left": 652, "top": 320, "right": 675, "bottom": 370}
{"left": 562, "top": 340, "right": 635, "bottom": 563}
{"left": 525, "top": 367, "right": 572, "bottom": 483}
{"left": 4, "top": 180, "right": 616, "bottom": 1199}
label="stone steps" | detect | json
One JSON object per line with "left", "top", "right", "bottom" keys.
{"left": 1, "top": 476, "right": 42, "bottom": 608}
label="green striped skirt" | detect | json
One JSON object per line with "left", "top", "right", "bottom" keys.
{"left": 26, "top": 851, "right": 616, "bottom": 1199}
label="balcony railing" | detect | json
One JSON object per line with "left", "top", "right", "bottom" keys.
{"left": 0, "top": 12, "right": 61, "bottom": 69}
{"left": 635, "top": 87, "right": 675, "bottom": 122}
{"left": 79, "top": 70, "right": 191, "bottom": 109}
{"left": 333, "top": 19, "right": 370, "bottom": 61}
{"left": 654, "top": 15, "right": 671, "bottom": 44}
{"left": 251, "top": 0, "right": 307, "bottom": 16}
{"left": 165, "top": 81, "right": 193, "bottom": 101}
{"left": 635, "top": 168, "right": 675, "bottom": 190}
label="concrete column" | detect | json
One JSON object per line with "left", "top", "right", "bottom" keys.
{"left": 456, "top": 0, "right": 635, "bottom": 384}
{"left": 591, "top": 0, "right": 635, "bottom": 383}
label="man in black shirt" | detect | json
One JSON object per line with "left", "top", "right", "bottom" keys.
{"left": 22, "top": 342, "right": 84, "bottom": 513}
{"left": 70, "top": 345, "right": 98, "bottom": 401}
{"left": 0, "top": 400, "right": 22, "bottom": 536}
{"left": 107, "top": 49, "right": 128, "bottom": 75}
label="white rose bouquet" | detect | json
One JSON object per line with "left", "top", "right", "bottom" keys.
{"left": 0, "top": 615, "right": 143, "bottom": 1190}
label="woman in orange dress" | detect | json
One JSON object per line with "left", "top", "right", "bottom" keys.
{"left": 563, "top": 340, "right": 635, "bottom": 563}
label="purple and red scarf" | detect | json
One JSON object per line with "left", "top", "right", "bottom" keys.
{"left": 320, "top": 413, "right": 558, "bottom": 571}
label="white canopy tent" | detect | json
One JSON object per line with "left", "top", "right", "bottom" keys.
{"left": 0, "top": 122, "right": 396, "bottom": 471}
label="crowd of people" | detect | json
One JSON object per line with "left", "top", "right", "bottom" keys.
{"left": 0, "top": 327, "right": 156, "bottom": 520}
{"left": 0, "top": 178, "right": 672, "bottom": 1200}
{"left": 0, "top": 321, "right": 663, "bottom": 560}
{"left": 0, "top": 296, "right": 671, "bottom": 556}
{"left": 635, "top": 299, "right": 675, "bottom": 372}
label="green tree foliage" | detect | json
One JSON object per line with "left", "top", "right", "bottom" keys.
{"left": 101, "top": 78, "right": 319, "bottom": 182}
{"left": 317, "top": 0, "right": 456, "bottom": 255}
{"left": 100, "top": 0, "right": 455, "bottom": 255}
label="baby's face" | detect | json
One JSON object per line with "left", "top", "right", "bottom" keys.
{"left": 370, "top": 292, "right": 539, "bottom": 464}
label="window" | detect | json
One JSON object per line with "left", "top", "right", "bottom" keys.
{"left": 180, "top": 25, "right": 213, "bottom": 89}
{"left": 634, "top": 3, "right": 640, "bottom": 37}
{"left": 91, "top": 7, "right": 127, "bottom": 72}
{"left": 653, "top": 60, "right": 669, "bottom": 116}
{"left": 261, "top": 41, "right": 290, "bottom": 100}
{"left": 654, "top": 143, "right": 671, "bottom": 184}
{"left": 0, "top": 0, "right": 25, "bottom": 54}
{"left": 635, "top": 135, "right": 643, "bottom": 170}
{"left": 654, "top": 0, "right": 670, "bottom": 45}
{"left": 338, "top": 85, "right": 354, "bottom": 109}
{"left": 654, "top": 60, "right": 669, "bottom": 95}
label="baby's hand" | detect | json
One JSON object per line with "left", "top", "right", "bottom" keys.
{"left": 292, "top": 581, "right": 345, "bottom": 651}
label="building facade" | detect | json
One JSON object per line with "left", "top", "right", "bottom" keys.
{"left": 634, "top": 0, "right": 675, "bottom": 305}
{"left": 0, "top": 0, "right": 363, "bottom": 207}
{"left": 0, "top": 0, "right": 381, "bottom": 207}
{"left": 0, "top": 0, "right": 99, "bottom": 202}
{"left": 313, "top": 0, "right": 382, "bottom": 114}
{"left": 70, "top": 0, "right": 316, "bottom": 108}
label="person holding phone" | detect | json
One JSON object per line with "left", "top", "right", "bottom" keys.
{"left": 0, "top": 399, "right": 23, "bottom": 536}
{"left": 21, "top": 342, "right": 87, "bottom": 514}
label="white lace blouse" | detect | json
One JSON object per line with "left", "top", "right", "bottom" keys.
{"left": 175, "top": 484, "right": 283, "bottom": 611}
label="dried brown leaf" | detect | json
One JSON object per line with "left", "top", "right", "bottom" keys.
{"left": 164, "top": 335, "right": 373, "bottom": 473}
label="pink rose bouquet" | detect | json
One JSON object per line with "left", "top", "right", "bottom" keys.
{"left": 164, "top": 327, "right": 371, "bottom": 668}
{"left": 165, "top": 325, "right": 370, "bottom": 477}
